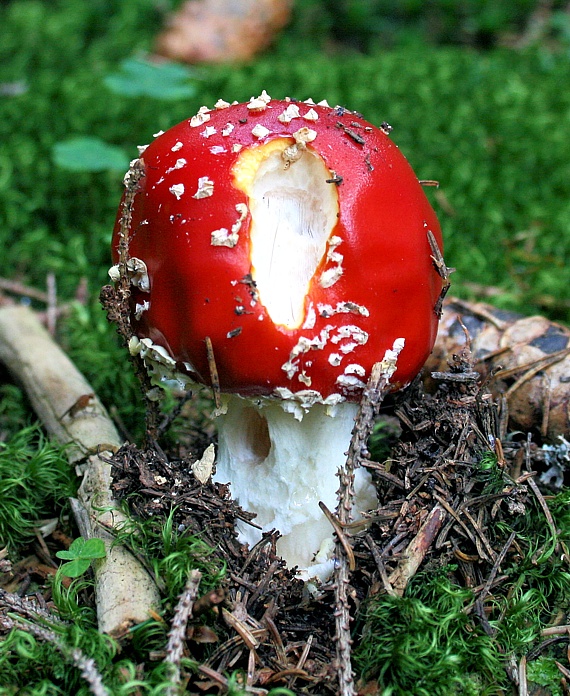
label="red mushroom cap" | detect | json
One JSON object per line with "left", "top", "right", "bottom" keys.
{"left": 112, "top": 94, "right": 444, "bottom": 402}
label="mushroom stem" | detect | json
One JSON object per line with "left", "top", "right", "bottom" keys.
{"left": 214, "top": 396, "right": 377, "bottom": 578}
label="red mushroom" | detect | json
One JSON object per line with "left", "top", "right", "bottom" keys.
{"left": 111, "top": 92, "right": 444, "bottom": 579}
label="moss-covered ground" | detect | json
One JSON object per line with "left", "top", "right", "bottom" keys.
{"left": 2, "top": 1, "right": 570, "bottom": 693}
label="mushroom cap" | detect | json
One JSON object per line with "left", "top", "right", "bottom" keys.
{"left": 112, "top": 96, "right": 444, "bottom": 403}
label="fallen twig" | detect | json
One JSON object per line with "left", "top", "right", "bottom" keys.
{"left": 518, "top": 654, "right": 528, "bottom": 696}
{"left": 0, "top": 614, "right": 110, "bottom": 696}
{"left": 102, "top": 155, "right": 161, "bottom": 442}
{"left": 388, "top": 504, "right": 447, "bottom": 597}
{"left": 477, "top": 530, "right": 516, "bottom": 605}
{"left": 164, "top": 569, "right": 202, "bottom": 696}
{"left": 334, "top": 341, "right": 404, "bottom": 696}
{"left": 364, "top": 534, "right": 396, "bottom": 596}
{"left": 0, "top": 305, "right": 160, "bottom": 635}
{"left": 46, "top": 272, "right": 57, "bottom": 336}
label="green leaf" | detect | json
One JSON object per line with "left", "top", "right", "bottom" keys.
{"left": 56, "top": 536, "right": 106, "bottom": 561}
{"left": 78, "top": 537, "right": 106, "bottom": 559}
{"left": 52, "top": 137, "right": 130, "bottom": 172}
{"left": 67, "top": 536, "right": 88, "bottom": 557}
{"left": 104, "top": 57, "right": 197, "bottom": 100}
{"left": 58, "top": 558, "right": 92, "bottom": 578}
{"left": 55, "top": 549, "right": 76, "bottom": 560}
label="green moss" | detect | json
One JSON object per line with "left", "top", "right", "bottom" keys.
{"left": 112, "top": 506, "right": 226, "bottom": 607}
{"left": 353, "top": 483, "right": 570, "bottom": 694}
{"left": 527, "top": 656, "right": 565, "bottom": 696}
{"left": 354, "top": 571, "right": 505, "bottom": 695}
{"left": 2, "top": 2, "right": 570, "bottom": 319}
{"left": 2, "top": 2, "right": 570, "bottom": 692}
{"left": 0, "top": 426, "right": 75, "bottom": 552}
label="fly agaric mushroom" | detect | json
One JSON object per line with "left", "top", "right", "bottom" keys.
{"left": 111, "top": 92, "right": 444, "bottom": 579}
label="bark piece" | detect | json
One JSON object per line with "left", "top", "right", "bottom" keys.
{"left": 0, "top": 305, "right": 160, "bottom": 635}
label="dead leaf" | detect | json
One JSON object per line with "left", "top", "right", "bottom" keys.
{"left": 155, "top": 0, "right": 292, "bottom": 64}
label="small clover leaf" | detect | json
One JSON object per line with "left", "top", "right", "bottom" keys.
{"left": 56, "top": 537, "right": 106, "bottom": 577}
{"left": 52, "top": 137, "right": 130, "bottom": 172}
{"left": 57, "top": 558, "right": 92, "bottom": 578}
{"left": 104, "top": 57, "right": 198, "bottom": 100}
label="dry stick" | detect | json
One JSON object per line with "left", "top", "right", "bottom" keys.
{"left": 197, "top": 665, "right": 228, "bottom": 688}
{"left": 387, "top": 504, "right": 447, "bottom": 597}
{"left": 333, "top": 342, "right": 404, "bottom": 696}
{"left": 364, "top": 534, "right": 395, "bottom": 596}
{"left": 0, "top": 305, "right": 160, "bottom": 635}
{"left": 320, "top": 501, "right": 356, "bottom": 571}
{"left": 164, "top": 569, "right": 202, "bottom": 696}
{"left": 518, "top": 655, "right": 528, "bottom": 696}
{"left": 555, "top": 660, "right": 570, "bottom": 681}
{"left": 204, "top": 336, "right": 222, "bottom": 410}
{"left": 0, "top": 588, "right": 67, "bottom": 626}
{"left": 0, "top": 277, "right": 52, "bottom": 302}
{"left": 46, "top": 271, "right": 57, "bottom": 337}
{"left": 263, "top": 614, "right": 287, "bottom": 668}
{"left": 477, "top": 530, "right": 516, "bottom": 605}
{"left": 427, "top": 228, "right": 453, "bottom": 317}
{"left": 527, "top": 475, "right": 560, "bottom": 551}
{"left": 524, "top": 433, "right": 561, "bottom": 556}
{"left": 542, "top": 625, "right": 570, "bottom": 636}
{"left": 112, "top": 156, "right": 161, "bottom": 442}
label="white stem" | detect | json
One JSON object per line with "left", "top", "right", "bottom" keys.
{"left": 214, "top": 396, "right": 377, "bottom": 578}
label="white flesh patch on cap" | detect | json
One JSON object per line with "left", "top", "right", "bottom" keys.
{"left": 272, "top": 388, "right": 344, "bottom": 419}
{"left": 236, "top": 141, "right": 339, "bottom": 329}
{"left": 211, "top": 228, "right": 236, "bottom": 247}
{"left": 319, "top": 235, "right": 344, "bottom": 288}
{"left": 192, "top": 176, "right": 214, "bottom": 199}
{"left": 344, "top": 363, "right": 366, "bottom": 376}
{"left": 169, "top": 183, "right": 185, "bottom": 199}
{"left": 278, "top": 103, "right": 301, "bottom": 123}
{"left": 328, "top": 353, "right": 342, "bottom": 367}
{"left": 331, "top": 324, "right": 369, "bottom": 345}
{"left": 128, "top": 336, "right": 194, "bottom": 395}
{"left": 281, "top": 326, "right": 335, "bottom": 379}
{"left": 317, "top": 301, "right": 369, "bottom": 318}
{"left": 251, "top": 124, "right": 271, "bottom": 139}
{"left": 112, "top": 257, "right": 150, "bottom": 292}
{"left": 134, "top": 300, "right": 150, "bottom": 319}
{"left": 166, "top": 158, "right": 187, "bottom": 173}
{"left": 210, "top": 204, "right": 248, "bottom": 248}
{"left": 336, "top": 374, "right": 367, "bottom": 390}
{"left": 302, "top": 302, "right": 316, "bottom": 330}
{"left": 189, "top": 106, "right": 211, "bottom": 127}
